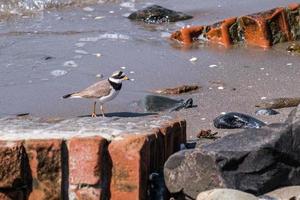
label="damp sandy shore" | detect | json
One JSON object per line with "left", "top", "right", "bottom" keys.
{"left": 0, "top": 0, "right": 299, "bottom": 138}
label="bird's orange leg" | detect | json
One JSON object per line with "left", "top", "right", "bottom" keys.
{"left": 91, "top": 102, "right": 97, "bottom": 117}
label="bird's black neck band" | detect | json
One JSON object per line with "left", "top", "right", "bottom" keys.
{"left": 108, "top": 79, "right": 122, "bottom": 90}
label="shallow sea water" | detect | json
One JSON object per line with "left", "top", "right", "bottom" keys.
{"left": 0, "top": 0, "right": 299, "bottom": 137}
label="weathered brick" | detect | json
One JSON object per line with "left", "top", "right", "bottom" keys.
{"left": 108, "top": 119, "right": 186, "bottom": 200}
{"left": 236, "top": 8, "right": 291, "bottom": 47}
{"left": 230, "top": 8, "right": 292, "bottom": 48}
{"left": 286, "top": 3, "right": 300, "bottom": 40}
{"left": 170, "top": 26, "right": 204, "bottom": 44}
{"left": 170, "top": 4, "right": 298, "bottom": 48}
{"left": 109, "top": 134, "right": 152, "bottom": 200}
{"left": 68, "top": 136, "right": 108, "bottom": 185}
{"left": 24, "top": 139, "right": 62, "bottom": 200}
{"left": 0, "top": 141, "right": 27, "bottom": 189}
{"left": 206, "top": 17, "right": 237, "bottom": 47}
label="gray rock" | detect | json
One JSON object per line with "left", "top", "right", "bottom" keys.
{"left": 164, "top": 105, "right": 300, "bottom": 199}
{"left": 255, "top": 109, "right": 279, "bottom": 116}
{"left": 196, "top": 189, "right": 258, "bottom": 200}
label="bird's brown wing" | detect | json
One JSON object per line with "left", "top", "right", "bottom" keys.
{"left": 74, "top": 80, "right": 112, "bottom": 99}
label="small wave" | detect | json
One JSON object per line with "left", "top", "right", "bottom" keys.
{"left": 0, "top": 0, "right": 119, "bottom": 17}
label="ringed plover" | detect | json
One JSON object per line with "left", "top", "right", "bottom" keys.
{"left": 63, "top": 71, "right": 130, "bottom": 117}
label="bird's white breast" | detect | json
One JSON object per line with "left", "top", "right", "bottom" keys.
{"left": 98, "top": 88, "right": 119, "bottom": 104}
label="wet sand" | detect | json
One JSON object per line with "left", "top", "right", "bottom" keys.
{"left": 0, "top": 0, "right": 299, "bottom": 138}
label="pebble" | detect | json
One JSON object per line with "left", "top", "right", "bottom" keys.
{"left": 255, "top": 109, "right": 279, "bottom": 116}
{"left": 94, "top": 16, "right": 105, "bottom": 20}
{"left": 96, "top": 74, "right": 103, "bottom": 78}
{"left": 217, "top": 86, "right": 224, "bottom": 90}
{"left": 120, "top": 66, "right": 126, "bottom": 70}
{"left": 93, "top": 53, "right": 102, "bottom": 57}
{"left": 129, "top": 71, "right": 135, "bottom": 74}
{"left": 63, "top": 60, "right": 78, "bottom": 68}
{"left": 51, "top": 70, "right": 68, "bottom": 77}
{"left": 209, "top": 64, "right": 217, "bottom": 68}
{"left": 286, "top": 63, "right": 293, "bottom": 66}
{"left": 189, "top": 57, "right": 198, "bottom": 63}
{"left": 109, "top": 10, "right": 115, "bottom": 14}
{"left": 261, "top": 97, "right": 267, "bottom": 100}
{"left": 83, "top": 7, "right": 95, "bottom": 12}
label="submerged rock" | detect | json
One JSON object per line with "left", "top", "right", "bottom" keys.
{"left": 128, "top": 5, "right": 193, "bottom": 24}
{"left": 255, "top": 109, "right": 279, "bottom": 116}
{"left": 255, "top": 97, "right": 300, "bottom": 109}
{"left": 213, "top": 112, "right": 266, "bottom": 129}
{"left": 154, "top": 84, "right": 200, "bottom": 95}
{"left": 141, "top": 95, "right": 194, "bottom": 112}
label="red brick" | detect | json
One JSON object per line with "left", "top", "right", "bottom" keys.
{"left": 170, "top": 26, "right": 204, "bottom": 44}
{"left": 206, "top": 17, "right": 237, "bottom": 47}
{"left": 24, "top": 139, "right": 63, "bottom": 200}
{"left": 109, "top": 134, "right": 152, "bottom": 200}
{"left": 68, "top": 136, "right": 108, "bottom": 185}
{"left": 108, "top": 119, "right": 186, "bottom": 200}
{"left": 0, "top": 141, "right": 27, "bottom": 188}
{"left": 239, "top": 7, "right": 291, "bottom": 48}
{"left": 74, "top": 187, "right": 102, "bottom": 200}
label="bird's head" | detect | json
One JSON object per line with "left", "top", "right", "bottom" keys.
{"left": 111, "top": 70, "right": 130, "bottom": 80}
{"left": 109, "top": 71, "right": 130, "bottom": 83}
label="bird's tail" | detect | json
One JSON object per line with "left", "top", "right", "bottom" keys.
{"left": 62, "top": 93, "right": 74, "bottom": 99}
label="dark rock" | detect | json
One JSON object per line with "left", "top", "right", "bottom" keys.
{"left": 149, "top": 172, "right": 166, "bottom": 200}
{"left": 213, "top": 112, "right": 266, "bottom": 129}
{"left": 128, "top": 5, "right": 193, "bottom": 24}
{"left": 164, "top": 105, "right": 300, "bottom": 198}
{"left": 255, "top": 109, "right": 279, "bottom": 116}
{"left": 141, "top": 95, "right": 194, "bottom": 112}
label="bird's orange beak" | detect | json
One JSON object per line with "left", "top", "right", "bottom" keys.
{"left": 123, "top": 76, "right": 130, "bottom": 80}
